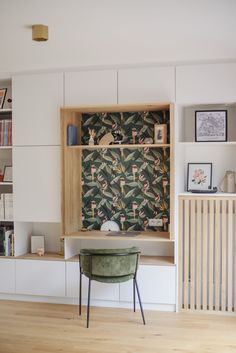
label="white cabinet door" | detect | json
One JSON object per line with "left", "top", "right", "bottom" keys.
{"left": 13, "top": 146, "right": 60, "bottom": 222}
{"left": 12, "top": 72, "right": 63, "bottom": 146}
{"left": 120, "top": 265, "right": 176, "bottom": 304}
{"left": 15, "top": 260, "right": 65, "bottom": 297}
{"left": 66, "top": 261, "right": 119, "bottom": 301}
{"left": 176, "top": 63, "right": 236, "bottom": 104}
{"left": 65, "top": 70, "right": 117, "bottom": 105}
{"left": 0, "top": 259, "right": 15, "bottom": 293}
{"left": 118, "top": 66, "right": 175, "bottom": 104}
{"left": 66, "top": 262, "right": 79, "bottom": 298}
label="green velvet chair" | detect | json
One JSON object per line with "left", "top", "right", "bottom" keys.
{"left": 79, "top": 247, "right": 146, "bottom": 328}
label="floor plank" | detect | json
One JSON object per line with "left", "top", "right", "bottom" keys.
{"left": 0, "top": 300, "right": 235, "bottom": 353}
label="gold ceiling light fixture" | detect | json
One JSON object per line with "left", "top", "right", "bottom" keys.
{"left": 32, "top": 24, "right": 48, "bottom": 41}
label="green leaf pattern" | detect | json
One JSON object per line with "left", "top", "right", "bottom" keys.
{"left": 82, "top": 148, "right": 170, "bottom": 231}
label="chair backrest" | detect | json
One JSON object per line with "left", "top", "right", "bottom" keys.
{"left": 79, "top": 247, "right": 140, "bottom": 282}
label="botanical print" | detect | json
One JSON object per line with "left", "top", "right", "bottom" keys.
{"left": 187, "top": 163, "right": 212, "bottom": 191}
{"left": 81, "top": 110, "right": 169, "bottom": 145}
{"left": 191, "top": 168, "right": 207, "bottom": 186}
{"left": 82, "top": 147, "right": 170, "bottom": 231}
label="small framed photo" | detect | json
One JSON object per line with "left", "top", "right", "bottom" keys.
{"left": 187, "top": 163, "right": 212, "bottom": 191}
{"left": 195, "top": 110, "right": 227, "bottom": 142}
{"left": 154, "top": 124, "right": 167, "bottom": 144}
{"left": 0, "top": 88, "right": 7, "bottom": 109}
{"left": 3, "top": 166, "right": 12, "bottom": 182}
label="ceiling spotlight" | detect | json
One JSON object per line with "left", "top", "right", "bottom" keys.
{"left": 32, "top": 24, "right": 48, "bottom": 41}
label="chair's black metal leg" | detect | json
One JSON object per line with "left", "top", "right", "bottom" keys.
{"left": 134, "top": 278, "right": 146, "bottom": 325}
{"left": 79, "top": 270, "right": 82, "bottom": 316}
{"left": 133, "top": 278, "right": 136, "bottom": 312}
{"left": 87, "top": 278, "right": 91, "bottom": 328}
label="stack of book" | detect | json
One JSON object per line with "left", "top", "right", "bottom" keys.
{"left": 0, "top": 119, "right": 12, "bottom": 146}
{"left": 0, "top": 193, "right": 13, "bottom": 220}
{"left": 0, "top": 225, "right": 14, "bottom": 256}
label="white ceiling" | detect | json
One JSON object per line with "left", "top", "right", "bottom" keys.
{"left": 1, "top": 0, "right": 236, "bottom": 75}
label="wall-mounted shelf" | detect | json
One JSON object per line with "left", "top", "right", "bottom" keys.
{"left": 67, "top": 143, "right": 170, "bottom": 150}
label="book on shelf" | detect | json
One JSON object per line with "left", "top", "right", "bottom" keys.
{"left": 0, "top": 225, "right": 14, "bottom": 256}
{"left": 0, "top": 119, "right": 12, "bottom": 146}
{"left": 67, "top": 125, "right": 78, "bottom": 145}
{"left": 0, "top": 193, "right": 13, "bottom": 220}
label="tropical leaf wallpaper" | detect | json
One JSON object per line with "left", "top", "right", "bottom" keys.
{"left": 81, "top": 110, "right": 170, "bottom": 232}
{"left": 81, "top": 110, "right": 170, "bottom": 145}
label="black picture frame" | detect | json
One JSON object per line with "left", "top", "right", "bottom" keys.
{"left": 187, "top": 163, "right": 212, "bottom": 191}
{"left": 195, "top": 110, "right": 227, "bottom": 142}
{"left": 0, "top": 88, "right": 7, "bottom": 109}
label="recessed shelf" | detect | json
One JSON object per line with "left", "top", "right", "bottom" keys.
{"left": 67, "top": 143, "right": 170, "bottom": 150}
{"left": 178, "top": 141, "right": 236, "bottom": 146}
{"left": 179, "top": 192, "right": 236, "bottom": 197}
{"left": 0, "top": 109, "right": 12, "bottom": 113}
{"left": 0, "top": 146, "right": 12, "bottom": 149}
{"left": 66, "top": 254, "right": 175, "bottom": 266}
{"left": 16, "top": 252, "right": 64, "bottom": 261}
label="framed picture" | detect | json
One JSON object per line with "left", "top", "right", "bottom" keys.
{"left": 154, "top": 123, "right": 167, "bottom": 144}
{"left": 0, "top": 88, "right": 7, "bottom": 109}
{"left": 195, "top": 110, "right": 227, "bottom": 142}
{"left": 187, "top": 163, "right": 212, "bottom": 191}
{"left": 3, "top": 166, "right": 12, "bottom": 182}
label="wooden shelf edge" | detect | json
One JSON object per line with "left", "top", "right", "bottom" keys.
{"left": 66, "top": 255, "right": 175, "bottom": 266}
{"left": 61, "top": 103, "right": 171, "bottom": 114}
{"left": 16, "top": 252, "right": 65, "bottom": 261}
{"left": 62, "top": 230, "right": 173, "bottom": 242}
{"left": 67, "top": 143, "right": 170, "bottom": 149}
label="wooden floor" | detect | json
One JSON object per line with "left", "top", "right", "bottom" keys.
{"left": 0, "top": 301, "right": 235, "bottom": 353}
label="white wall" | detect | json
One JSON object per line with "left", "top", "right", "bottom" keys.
{"left": 1, "top": 0, "right": 236, "bottom": 75}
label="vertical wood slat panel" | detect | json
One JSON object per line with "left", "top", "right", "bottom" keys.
{"left": 215, "top": 200, "right": 221, "bottom": 311}
{"left": 178, "top": 198, "right": 184, "bottom": 310}
{"left": 190, "top": 199, "right": 196, "bottom": 310}
{"left": 196, "top": 200, "right": 202, "bottom": 310}
{"left": 208, "top": 199, "right": 214, "bottom": 312}
{"left": 202, "top": 200, "right": 208, "bottom": 311}
{"left": 221, "top": 200, "right": 227, "bottom": 312}
{"left": 184, "top": 199, "right": 190, "bottom": 309}
{"left": 227, "top": 200, "right": 233, "bottom": 312}
{"left": 234, "top": 200, "right": 236, "bottom": 313}
{"left": 179, "top": 196, "right": 236, "bottom": 313}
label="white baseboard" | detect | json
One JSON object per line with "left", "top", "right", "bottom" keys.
{"left": 0, "top": 293, "right": 176, "bottom": 312}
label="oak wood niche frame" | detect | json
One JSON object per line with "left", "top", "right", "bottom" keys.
{"left": 60, "top": 103, "right": 175, "bottom": 240}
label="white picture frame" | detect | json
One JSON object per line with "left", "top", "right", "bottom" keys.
{"left": 187, "top": 163, "right": 212, "bottom": 191}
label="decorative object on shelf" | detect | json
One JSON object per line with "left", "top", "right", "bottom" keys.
{"left": 67, "top": 125, "right": 77, "bottom": 145}
{"left": 154, "top": 124, "right": 167, "bottom": 144}
{"left": 100, "top": 220, "right": 120, "bottom": 231}
{"left": 7, "top": 98, "right": 12, "bottom": 109}
{"left": 99, "top": 132, "right": 114, "bottom": 145}
{"left": 144, "top": 137, "right": 153, "bottom": 144}
{"left": 37, "top": 247, "right": 45, "bottom": 256}
{"left": 111, "top": 129, "right": 123, "bottom": 144}
{"left": 195, "top": 110, "right": 227, "bottom": 142}
{"left": 0, "top": 88, "right": 7, "bottom": 109}
{"left": 218, "top": 171, "right": 236, "bottom": 193}
{"left": 31, "top": 235, "right": 45, "bottom": 254}
{"left": 88, "top": 128, "right": 96, "bottom": 145}
{"left": 3, "top": 165, "right": 12, "bottom": 182}
{"left": 187, "top": 163, "right": 212, "bottom": 192}
{"left": 32, "top": 24, "right": 48, "bottom": 41}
